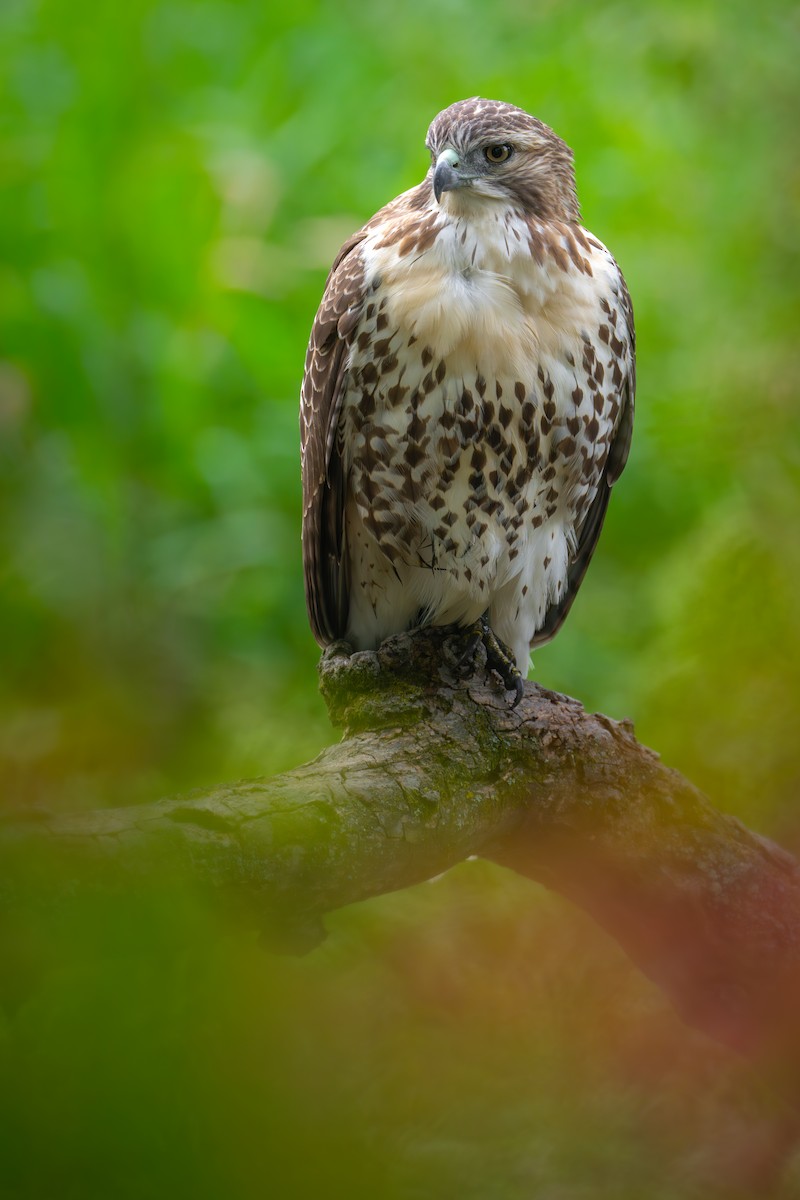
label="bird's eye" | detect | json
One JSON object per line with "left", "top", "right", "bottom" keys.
{"left": 485, "top": 143, "right": 513, "bottom": 164}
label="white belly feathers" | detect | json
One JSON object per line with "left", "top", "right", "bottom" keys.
{"left": 339, "top": 206, "right": 624, "bottom": 671}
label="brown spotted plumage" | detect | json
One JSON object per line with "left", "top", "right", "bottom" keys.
{"left": 300, "top": 98, "right": 635, "bottom": 673}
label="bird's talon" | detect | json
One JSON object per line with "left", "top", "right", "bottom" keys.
{"left": 454, "top": 619, "right": 485, "bottom": 675}
{"left": 455, "top": 616, "right": 524, "bottom": 706}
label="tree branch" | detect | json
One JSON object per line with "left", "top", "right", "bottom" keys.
{"left": 3, "top": 627, "right": 800, "bottom": 1067}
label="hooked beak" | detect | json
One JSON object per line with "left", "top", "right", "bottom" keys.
{"left": 433, "top": 147, "right": 465, "bottom": 204}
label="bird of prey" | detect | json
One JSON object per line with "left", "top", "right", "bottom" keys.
{"left": 300, "top": 98, "right": 634, "bottom": 698}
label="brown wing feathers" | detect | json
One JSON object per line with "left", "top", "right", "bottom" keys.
{"left": 300, "top": 233, "right": 366, "bottom": 644}
{"left": 533, "top": 278, "right": 635, "bottom": 647}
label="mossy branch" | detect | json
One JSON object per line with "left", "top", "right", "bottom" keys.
{"left": 3, "top": 627, "right": 800, "bottom": 1065}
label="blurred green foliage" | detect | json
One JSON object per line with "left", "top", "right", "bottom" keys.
{"left": 1, "top": 0, "right": 799, "bottom": 1195}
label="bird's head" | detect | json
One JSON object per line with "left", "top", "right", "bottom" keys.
{"left": 425, "top": 98, "right": 579, "bottom": 223}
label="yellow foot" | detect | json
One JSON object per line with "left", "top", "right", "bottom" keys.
{"left": 457, "top": 616, "right": 524, "bottom": 707}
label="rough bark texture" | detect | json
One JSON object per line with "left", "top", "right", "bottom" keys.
{"left": 3, "top": 628, "right": 800, "bottom": 1067}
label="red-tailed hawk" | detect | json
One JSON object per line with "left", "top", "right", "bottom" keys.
{"left": 300, "top": 98, "right": 634, "bottom": 697}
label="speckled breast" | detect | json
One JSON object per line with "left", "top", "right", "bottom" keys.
{"left": 340, "top": 323, "right": 605, "bottom": 594}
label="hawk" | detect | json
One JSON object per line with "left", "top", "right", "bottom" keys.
{"left": 300, "top": 98, "right": 634, "bottom": 697}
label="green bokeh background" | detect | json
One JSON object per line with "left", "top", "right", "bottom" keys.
{"left": 1, "top": 0, "right": 799, "bottom": 1196}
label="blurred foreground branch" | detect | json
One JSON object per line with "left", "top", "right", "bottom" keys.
{"left": 3, "top": 628, "right": 800, "bottom": 1067}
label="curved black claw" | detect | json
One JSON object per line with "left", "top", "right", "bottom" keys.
{"left": 482, "top": 622, "right": 524, "bottom": 708}
{"left": 509, "top": 672, "right": 525, "bottom": 708}
{"left": 456, "top": 616, "right": 525, "bottom": 707}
